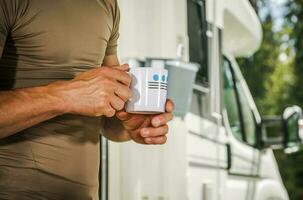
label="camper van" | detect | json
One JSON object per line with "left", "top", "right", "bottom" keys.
{"left": 99, "top": 0, "right": 303, "bottom": 200}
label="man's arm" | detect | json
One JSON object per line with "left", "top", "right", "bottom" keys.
{"left": 0, "top": 47, "right": 66, "bottom": 138}
{"left": 0, "top": 48, "right": 131, "bottom": 138}
{"left": 0, "top": 87, "right": 66, "bottom": 138}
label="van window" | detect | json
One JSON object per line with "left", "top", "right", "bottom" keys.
{"left": 223, "top": 58, "right": 257, "bottom": 146}
{"left": 187, "top": 0, "right": 208, "bottom": 86}
{"left": 235, "top": 82, "right": 257, "bottom": 146}
{"left": 190, "top": 90, "right": 203, "bottom": 117}
{"left": 223, "top": 60, "right": 243, "bottom": 141}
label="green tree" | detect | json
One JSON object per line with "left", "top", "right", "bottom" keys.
{"left": 280, "top": 0, "right": 303, "bottom": 199}
{"left": 287, "top": 0, "right": 303, "bottom": 108}
{"left": 237, "top": 13, "right": 288, "bottom": 115}
{"left": 238, "top": 1, "right": 303, "bottom": 199}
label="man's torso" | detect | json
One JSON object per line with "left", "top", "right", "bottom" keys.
{"left": 0, "top": 0, "right": 119, "bottom": 199}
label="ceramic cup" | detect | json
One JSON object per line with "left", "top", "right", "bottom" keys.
{"left": 126, "top": 67, "right": 168, "bottom": 114}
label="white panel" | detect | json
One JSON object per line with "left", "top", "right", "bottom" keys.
{"left": 206, "top": 0, "right": 214, "bottom": 24}
{"left": 206, "top": 0, "right": 225, "bottom": 28}
{"left": 223, "top": 0, "right": 262, "bottom": 57}
{"left": 116, "top": 118, "right": 187, "bottom": 200}
{"left": 185, "top": 113, "right": 221, "bottom": 200}
{"left": 117, "top": 0, "right": 188, "bottom": 61}
{"left": 254, "top": 179, "right": 289, "bottom": 200}
{"left": 259, "top": 150, "right": 284, "bottom": 180}
{"left": 188, "top": 168, "right": 217, "bottom": 200}
{"left": 108, "top": 142, "right": 122, "bottom": 200}
{"left": 225, "top": 179, "right": 249, "bottom": 200}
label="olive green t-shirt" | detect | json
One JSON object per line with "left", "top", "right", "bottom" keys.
{"left": 0, "top": 0, "right": 120, "bottom": 199}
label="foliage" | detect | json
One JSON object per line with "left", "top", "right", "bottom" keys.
{"left": 237, "top": 14, "right": 293, "bottom": 116}
{"left": 237, "top": 0, "right": 303, "bottom": 199}
{"left": 287, "top": 0, "right": 303, "bottom": 109}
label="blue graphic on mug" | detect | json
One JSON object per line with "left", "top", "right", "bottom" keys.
{"left": 148, "top": 74, "right": 168, "bottom": 90}
{"left": 153, "top": 74, "right": 159, "bottom": 81}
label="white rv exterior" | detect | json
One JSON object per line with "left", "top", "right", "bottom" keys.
{"left": 101, "top": 0, "right": 290, "bottom": 200}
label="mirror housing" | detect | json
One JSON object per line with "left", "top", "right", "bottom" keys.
{"left": 259, "top": 106, "right": 302, "bottom": 152}
{"left": 260, "top": 116, "right": 284, "bottom": 149}
{"left": 282, "top": 106, "right": 303, "bottom": 152}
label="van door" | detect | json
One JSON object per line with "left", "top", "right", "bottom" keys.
{"left": 222, "top": 57, "right": 261, "bottom": 200}
{"left": 186, "top": 87, "right": 223, "bottom": 200}
{"left": 186, "top": 0, "right": 223, "bottom": 199}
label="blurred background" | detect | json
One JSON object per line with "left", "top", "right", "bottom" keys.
{"left": 240, "top": 0, "right": 303, "bottom": 199}
{"left": 110, "top": 0, "right": 301, "bottom": 199}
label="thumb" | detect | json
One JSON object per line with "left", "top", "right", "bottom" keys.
{"left": 112, "top": 64, "right": 129, "bottom": 71}
{"left": 116, "top": 110, "right": 131, "bottom": 121}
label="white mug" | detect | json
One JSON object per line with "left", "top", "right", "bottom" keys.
{"left": 126, "top": 67, "right": 168, "bottom": 114}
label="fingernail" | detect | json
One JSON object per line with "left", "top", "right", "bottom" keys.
{"left": 117, "top": 112, "right": 129, "bottom": 120}
{"left": 145, "top": 138, "right": 152, "bottom": 144}
{"left": 153, "top": 118, "right": 161, "bottom": 127}
{"left": 117, "top": 111, "right": 125, "bottom": 117}
{"left": 141, "top": 128, "right": 149, "bottom": 137}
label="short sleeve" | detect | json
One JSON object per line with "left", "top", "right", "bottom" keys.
{"left": 0, "top": 2, "right": 10, "bottom": 48}
{"left": 105, "top": 0, "right": 120, "bottom": 56}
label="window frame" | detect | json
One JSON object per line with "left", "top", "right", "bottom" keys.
{"left": 223, "top": 57, "right": 258, "bottom": 147}
{"left": 187, "top": 0, "right": 209, "bottom": 86}
{"left": 224, "top": 58, "right": 246, "bottom": 142}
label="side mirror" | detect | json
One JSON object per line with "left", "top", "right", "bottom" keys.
{"left": 259, "top": 105, "right": 302, "bottom": 152}
{"left": 260, "top": 116, "right": 284, "bottom": 149}
{"left": 282, "top": 106, "right": 303, "bottom": 152}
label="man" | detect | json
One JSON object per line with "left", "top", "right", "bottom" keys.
{"left": 0, "top": 0, "right": 174, "bottom": 199}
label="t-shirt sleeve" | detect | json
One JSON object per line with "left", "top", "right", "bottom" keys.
{"left": 105, "top": 0, "right": 120, "bottom": 56}
{"left": 0, "top": 2, "right": 10, "bottom": 48}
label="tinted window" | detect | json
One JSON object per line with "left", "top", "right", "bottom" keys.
{"left": 236, "top": 82, "right": 257, "bottom": 145}
{"left": 223, "top": 60, "right": 243, "bottom": 141}
{"left": 223, "top": 58, "right": 257, "bottom": 146}
{"left": 187, "top": 0, "right": 208, "bottom": 85}
{"left": 190, "top": 89, "right": 204, "bottom": 117}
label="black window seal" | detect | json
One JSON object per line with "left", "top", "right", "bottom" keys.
{"left": 188, "top": 0, "right": 209, "bottom": 86}
{"left": 223, "top": 57, "right": 247, "bottom": 142}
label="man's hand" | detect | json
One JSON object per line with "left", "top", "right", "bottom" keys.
{"left": 49, "top": 65, "right": 132, "bottom": 117}
{"left": 116, "top": 100, "right": 174, "bottom": 145}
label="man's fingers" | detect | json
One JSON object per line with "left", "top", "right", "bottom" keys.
{"left": 144, "top": 136, "right": 167, "bottom": 145}
{"left": 111, "top": 64, "right": 129, "bottom": 71}
{"left": 102, "top": 66, "right": 131, "bottom": 86}
{"left": 113, "top": 69, "right": 131, "bottom": 86}
{"left": 123, "top": 115, "right": 149, "bottom": 131}
{"left": 165, "top": 99, "right": 175, "bottom": 113}
{"left": 116, "top": 111, "right": 148, "bottom": 130}
{"left": 140, "top": 125, "right": 169, "bottom": 138}
{"left": 114, "top": 83, "right": 132, "bottom": 102}
{"left": 116, "top": 111, "right": 130, "bottom": 121}
{"left": 103, "top": 104, "right": 116, "bottom": 117}
{"left": 110, "top": 96, "right": 125, "bottom": 111}
{"left": 150, "top": 100, "right": 175, "bottom": 127}
{"left": 151, "top": 112, "right": 173, "bottom": 127}
{"left": 112, "top": 64, "right": 131, "bottom": 87}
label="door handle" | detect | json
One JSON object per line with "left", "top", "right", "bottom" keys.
{"left": 202, "top": 182, "right": 213, "bottom": 200}
{"left": 226, "top": 143, "right": 232, "bottom": 170}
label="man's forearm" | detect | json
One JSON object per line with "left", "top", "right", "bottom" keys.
{"left": 102, "top": 117, "right": 131, "bottom": 142}
{"left": 0, "top": 85, "right": 66, "bottom": 138}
